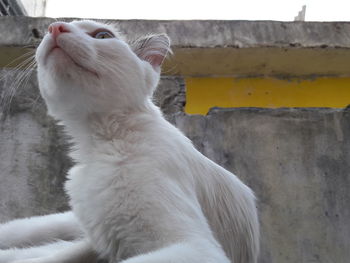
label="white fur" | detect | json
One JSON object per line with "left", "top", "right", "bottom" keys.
{"left": 0, "top": 20, "right": 259, "bottom": 263}
{"left": 5, "top": 240, "right": 96, "bottom": 263}
{"left": 0, "top": 212, "right": 82, "bottom": 250}
{"left": 0, "top": 240, "right": 92, "bottom": 263}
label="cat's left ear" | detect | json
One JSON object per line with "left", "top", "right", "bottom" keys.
{"left": 131, "top": 34, "right": 171, "bottom": 71}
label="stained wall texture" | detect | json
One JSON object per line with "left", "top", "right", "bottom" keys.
{"left": 172, "top": 108, "right": 350, "bottom": 263}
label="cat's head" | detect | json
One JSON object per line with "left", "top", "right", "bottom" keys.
{"left": 36, "top": 20, "right": 170, "bottom": 120}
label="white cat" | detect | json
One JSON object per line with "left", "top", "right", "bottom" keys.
{"left": 0, "top": 20, "right": 259, "bottom": 263}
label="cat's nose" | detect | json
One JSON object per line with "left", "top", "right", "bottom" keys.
{"left": 48, "top": 22, "right": 70, "bottom": 40}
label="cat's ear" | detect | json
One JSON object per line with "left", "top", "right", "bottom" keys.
{"left": 131, "top": 34, "right": 171, "bottom": 71}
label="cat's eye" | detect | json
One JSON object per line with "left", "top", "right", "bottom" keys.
{"left": 92, "top": 30, "right": 115, "bottom": 39}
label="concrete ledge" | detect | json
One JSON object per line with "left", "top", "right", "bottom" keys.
{"left": 1, "top": 17, "right": 350, "bottom": 76}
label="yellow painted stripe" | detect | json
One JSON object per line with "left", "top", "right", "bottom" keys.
{"left": 185, "top": 77, "right": 350, "bottom": 115}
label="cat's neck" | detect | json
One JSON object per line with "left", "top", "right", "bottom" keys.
{"left": 60, "top": 101, "right": 164, "bottom": 163}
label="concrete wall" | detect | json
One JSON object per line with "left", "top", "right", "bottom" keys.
{"left": 173, "top": 108, "right": 350, "bottom": 263}
{"left": 0, "top": 17, "right": 349, "bottom": 263}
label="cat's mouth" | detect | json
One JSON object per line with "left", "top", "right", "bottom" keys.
{"left": 47, "top": 45, "right": 99, "bottom": 78}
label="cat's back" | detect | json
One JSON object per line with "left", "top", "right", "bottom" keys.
{"left": 148, "top": 119, "right": 260, "bottom": 262}
{"left": 191, "top": 152, "right": 260, "bottom": 263}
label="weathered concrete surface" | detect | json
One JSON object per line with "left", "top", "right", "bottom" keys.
{"left": 2, "top": 17, "right": 350, "bottom": 48}
{"left": 1, "top": 71, "right": 349, "bottom": 262}
{"left": 0, "top": 70, "right": 71, "bottom": 221}
{"left": 172, "top": 108, "right": 350, "bottom": 263}
{"left": 2, "top": 17, "right": 350, "bottom": 77}
{"left": 153, "top": 77, "right": 186, "bottom": 115}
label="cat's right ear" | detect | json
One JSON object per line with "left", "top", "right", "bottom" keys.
{"left": 130, "top": 34, "right": 171, "bottom": 72}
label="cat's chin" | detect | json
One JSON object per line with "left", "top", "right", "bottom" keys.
{"left": 47, "top": 48, "right": 99, "bottom": 78}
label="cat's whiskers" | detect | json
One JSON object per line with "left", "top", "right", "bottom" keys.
{"left": 3, "top": 66, "right": 35, "bottom": 111}
{"left": 0, "top": 53, "right": 37, "bottom": 118}
{"left": 1, "top": 52, "right": 36, "bottom": 81}
{"left": 161, "top": 63, "right": 178, "bottom": 75}
{"left": 29, "top": 94, "right": 44, "bottom": 113}
{"left": 0, "top": 52, "right": 36, "bottom": 96}
{"left": 1, "top": 50, "right": 36, "bottom": 70}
